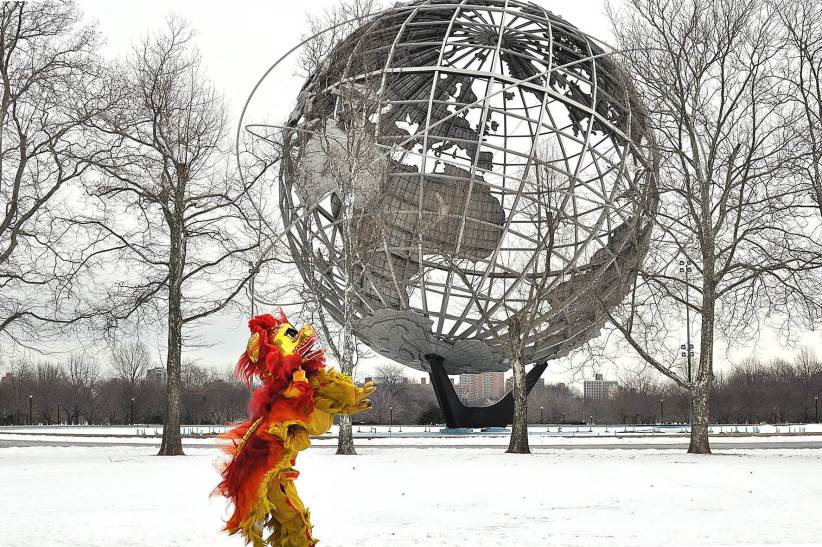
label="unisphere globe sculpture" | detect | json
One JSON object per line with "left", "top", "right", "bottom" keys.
{"left": 278, "top": 0, "right": 658, "bottom": 384}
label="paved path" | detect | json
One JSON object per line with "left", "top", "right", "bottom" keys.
{"left": 2, "top": 438, "right": 822, "bottom": 450}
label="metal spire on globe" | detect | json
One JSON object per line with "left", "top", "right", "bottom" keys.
{"left": 245, "top": 0, "right": 658, "bottom": 428}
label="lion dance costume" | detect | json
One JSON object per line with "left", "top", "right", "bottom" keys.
{"left": 216, "top": 310, "right": 375, "bottom": 546}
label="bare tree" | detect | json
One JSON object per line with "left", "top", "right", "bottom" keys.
{"left": 440, "top": 142, "right": 570, "bottom": 454}
{"left": 775, "top": 0, "right": 822, "bottom": 218}
{"left": 110, "top": 342, "right": 151, "bottom": 397}
{"left": 96, "top": 378, "right": 124, "bottom": 425}
{"left": 0, "top": 1, "right": 111, "bottom": 347}
{"left": 364, "top": 363, "right": 408, "bottom": 424}
{"left": 527, "top": 381, "right": 579, "bottom": 424}
{"left": 109, "top": 341, "right": 152, "bottom": 421}
{"left": 298, "top": 0, "right": 383, "bottom": 79}
{"left": 610, "top": 368, "right": 666, "bottom": 424}
{"left": 501, "top": 150, "right": 569, "bottom": 452}
{"left": 85, "top": 17, "right": 275, "bottom": 455}
{"left": 287, "top": 84, "right": 390, "bottom": 454}
{"left": 4, "top": 358, "right": 32, "bottom": 423}
{"left": 794, "top": 347, "right": 822, "bottom": 421}
{"left": 281, "top": 0, "right": 385, "bottom": 455}
{"left": 63, "top": 354, "right": 100, "bottom": 425}
{"left": 374, "top": 363, "right": 406, "bottom": 386}
{"left": 607, "top": 0, "right": 822, "bottom": 453}
{"left": 33, "top": 362, "right": 62, "bottom": 424}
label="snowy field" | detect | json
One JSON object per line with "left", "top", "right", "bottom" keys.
{"left": 1, "top": 443, "right": 822, "bottom": 546}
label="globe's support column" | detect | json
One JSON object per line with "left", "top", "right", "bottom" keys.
{"left": 425, "top": 354, "right": 548, "bottom": 429}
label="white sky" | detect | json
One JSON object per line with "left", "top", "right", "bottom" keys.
{"left": 67, "top": 0, "right": 819, "bottom": 386}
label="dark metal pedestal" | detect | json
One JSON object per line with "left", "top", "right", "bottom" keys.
{"left": 426, "top": 354, "right": 548, "bottom": 429}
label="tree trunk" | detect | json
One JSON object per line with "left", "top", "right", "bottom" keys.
{"left": 507, "top": 319, "right": 530, "bottom": 454}
{"left": 336, "top": 172, "right": 357, "bottom": 456}
{"left": 336, "top": 330, "right": 356, "bottom": 454}
{"left": 336, "top": 414, "right": 356, "bottom": 455}
{"left": 337, "top": 328, "right": 357, "bottom": 456}
{"left": 689, "top": 280, "right": 714, "bottom": 454}
{"left": 158, "top": 217, "right": 186, "bottom": 456}
{"left": 688, "top": 381, "right": 711, "bottom": 454}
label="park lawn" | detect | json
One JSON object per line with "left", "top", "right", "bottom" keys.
{"left": 1, "top": 445, "right": 820, "bottom": 546}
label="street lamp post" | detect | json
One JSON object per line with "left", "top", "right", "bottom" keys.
{"left": 57, "top": 403, "right": 60, "bottom": 426}
{"left": 389, "top": 406, "right": 393, "bottom": 433}
{"left": 679, "top": 258, "right": 694, "bottom": 425}
{"left": 815, "top": 395, "right": 819, "bottom": 424}
{"left": 248, "top": 266, "right": 256, "bottom": 317}
{"left": 660, "top": 398, "right": 664, "bottom": 425}
{"left": 28, "top": 394, "right": 33, "bottom": 425}
{"left": 679, "top": 259, "right": 693, "bottom": 384}
{"left": 540, "top": 406, "right": 544, "bottom": 424}
{"left": 131, "top": 397, "right": 135, "bottom": 425}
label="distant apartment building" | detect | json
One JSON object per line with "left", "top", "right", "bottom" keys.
{"left": 458, "top": 373, "right": 480, "bottom": 402}
{"left": 453, "top": 377, "right": 468, "bottom": 400}
{"left": 483, "top": 372, "right": 505, "bottom": 401}
{"left": 145, "top": 367, "right": 167, "bottom": 384}
{"left": 1, "top": 372, "right": 14, "bottom": 386}
{"left": 584, "top": 374, "right": 618, "bottom": 400}
{"left": 459, "top": 372, "right": 505, "bottom": 404}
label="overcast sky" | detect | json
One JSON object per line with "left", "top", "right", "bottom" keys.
{"left": 68, "top": 0, "right": 817, "bottom": 385}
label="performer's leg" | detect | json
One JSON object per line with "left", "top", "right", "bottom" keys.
{"left": 265, "top": 469, "right": 316, "bottom": 547}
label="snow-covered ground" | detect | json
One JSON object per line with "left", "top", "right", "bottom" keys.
{"left": 3, "top": 432, "right": 822, "bottom": 447}
{"left": 1, "top": 444, "right": 821, "bottom": 546}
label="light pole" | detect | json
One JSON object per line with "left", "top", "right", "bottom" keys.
{"left": 131, "top": 397, "right": 135, "bottom": 425}
{"left": 561, "top": 411, "right": 566, "bottom": 424}
{"left": 679, "top": 259, "right": 694, "bottom": 384}
{"left": 28, "top": 394, "right": 33, "bottom": 425}
{"left": 679, "top": 258, "right": 694, "bottom": 424}
{"left": 57, "top": 403, "right": 60, "bottom": 426}
{"left": 660, "top": 398, "right": 664, "bottom": 425}
{"left": 815, "top": 395, "right": 818, "bottom": 424}
{"left": 389, "top": 405, "right": 393, "bottom": 433}
{"left": 540, "top": 406, "right": 544, "bottom": 424}
{"left": 248, "top": 266, "right": 256, "bottom": 317}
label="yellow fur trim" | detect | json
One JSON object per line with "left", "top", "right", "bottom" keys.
{"left": 247, "top": 332, "right": 261, "bottom": 363}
